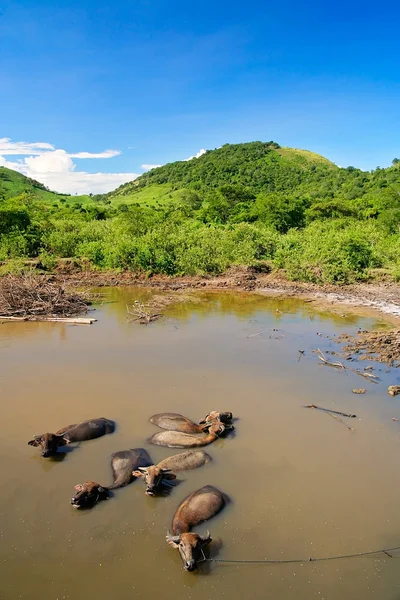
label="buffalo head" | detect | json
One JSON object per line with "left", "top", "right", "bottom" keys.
{"left": 71, "top": 481, "right": 109, "bottom": 509}
{"left": 133, "top": 466, "right": 176, "bottom": 496}
{"left": 28, "top": 433, "right": 70, "bottom": 457}
{"left": 166, "top": 530, "right": 212, "bottom": 571}
{"left": 199, "top": 411, "right": 233, "bottom": 425}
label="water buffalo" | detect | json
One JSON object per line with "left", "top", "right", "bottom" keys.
{"left": 28, "top": 418, "right": 115, "bottom": 457}
{"left": 148, "top": 421, "right": 226, "bottom": 448}
{"left": 133, "top": 450, "right": 211, "bottom": 496}
{"left": 71, "top": 448, "right": 152, "bottom": 509}
{"left": 149, "top": 411, "right": 233, "bottom": 433}
{"left": 166, "top": 485, "right": 226, "bottom": 571}
{"left": 199, "top": 411, "right": 233, "bottom": 425}
{"left": 149, "top": 413, "right": 209, "bottom": 433}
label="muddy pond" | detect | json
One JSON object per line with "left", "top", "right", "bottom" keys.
{"left": 1, "top": 288, "right": 400, "bottom": 600}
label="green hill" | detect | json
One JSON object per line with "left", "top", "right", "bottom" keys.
{"left": 0, "top": 166, "right": 91, "bottom": 205}
{"left": 0, "top": 166, "right": 60, "bottom": 201}
{"left": 107, "top": 141, "right": 341, "bottom": 204}
{"left": 1, "top": 141, "right": 399, "bottom": 283}
{"left": 106, "top": 141, "right": 399, "bottom": 207}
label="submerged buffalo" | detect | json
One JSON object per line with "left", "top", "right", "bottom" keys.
{"left": 148, "top": 421, "right": 227, "bottom": 448}
{"left": 134, "top": 450, "right": 211, "bottom": 496}
{"left": 199, "top": 411, "right": 233, "bottom": 425}
{"left": 28, "top": 417, "right": 115, "bottom": 457}
{"left": 166, "top": 485, "right": 226, "bottom": 571}
{"left": 149, "top": 411, "right": 233, "bottom": 433}
{"left": 71, "top": 448, "right": 152, "bottom": 509}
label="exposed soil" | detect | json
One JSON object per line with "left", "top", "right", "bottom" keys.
{"left": 337, "top": 329, "right": 400, "bottom": 367}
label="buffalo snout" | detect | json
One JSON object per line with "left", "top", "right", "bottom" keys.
{"left": 184, "top": 559, "right": 196, "bottom": 572}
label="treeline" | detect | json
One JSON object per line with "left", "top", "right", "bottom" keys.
{"left": 0, "top": 142, "right": 400, "bottom": 284}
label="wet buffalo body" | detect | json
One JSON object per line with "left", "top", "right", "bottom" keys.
{"left": 134, "top": 450, "right": 211, "bottom": 496}
{"left": 28, "top": 417, "right": 115, "bottom": 457}
{"left": 166, "top": 485, "right": 226, "bottom": 571}
{"left": 71, "top": 448, "right": 152, "bottom": 509}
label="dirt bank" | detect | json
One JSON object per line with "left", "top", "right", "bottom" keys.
{"left": 52, "top": 263, "right": 400, "bottom": 325}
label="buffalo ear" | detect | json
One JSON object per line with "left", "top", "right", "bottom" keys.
{"left": 166, "top": 531, "right": 180, "bottom": 548}
{"left": 132, "top": 470, "right": 144, "bottom": 478}
{"left": 57, "top": 435, "right": 70, "bottom": 446}
{"left": 28, "top": 437, "right": 41, "bottom": 447}
{"left": 162, "top": 472, "right": 177, "bottom": 481}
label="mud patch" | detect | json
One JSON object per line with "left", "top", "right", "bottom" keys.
{"left": 337, "top": 329, "right": 400, "bottom": 367}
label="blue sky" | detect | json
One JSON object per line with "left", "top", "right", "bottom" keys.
{"left": 1, "top": 0, "right": 399, "bottom": 193}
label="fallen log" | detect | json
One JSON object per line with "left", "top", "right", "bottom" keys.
{"left": 0, "top": 316, "right": 96, "bottom": 325}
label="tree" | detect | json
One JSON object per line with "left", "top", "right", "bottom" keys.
{"left": 392, "top": 158, "right": 400, "bottom": 165}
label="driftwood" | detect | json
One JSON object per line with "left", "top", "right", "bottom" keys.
{"left": 0, "top": 316, "right": 96, "bottom": 325}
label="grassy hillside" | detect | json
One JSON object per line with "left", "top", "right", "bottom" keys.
{"left": 107, "top": 142, "right": 400, "bottom": 208}
{"left": 108, "top": 141, "right": 340, "bottom": 203}
{"left": 0, "top": 166, "right": 91, "bottom": 205}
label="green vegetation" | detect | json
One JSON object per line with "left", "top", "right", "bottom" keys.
{"left": 1, "top": 142, "right": 400, "bottom": 284}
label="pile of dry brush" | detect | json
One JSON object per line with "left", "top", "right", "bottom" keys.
{"left": 0, "top": 274, "right": 90, "bottom": 319}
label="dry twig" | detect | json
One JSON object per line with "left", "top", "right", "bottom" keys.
{"left": 315, "top": 348, "right": 345, "bottom": 369}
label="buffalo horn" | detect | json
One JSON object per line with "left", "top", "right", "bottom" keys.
{"left": 166, "top": 531, "right": 180, "bottom": 543}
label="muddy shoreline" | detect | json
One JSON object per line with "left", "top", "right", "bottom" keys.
{"left": 53, "top": 264, "right": 400, "bottom": 325}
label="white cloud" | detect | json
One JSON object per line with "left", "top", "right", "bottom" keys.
{"left": 0, "top": 138, "right": 138, "bottom": 194}
{"left": 0, "top": 138, "right": 211, "bottom": 194}
{"left": 24, "top": 149, "right": 75, "bottom": 174}
{"left": 141, "top": 164, "right": 162, "bottom": 171}
{"left": 184, "top": 148, "right": 206, "bottom": 161}
{"left": 30, "top": 170, "right": 140, "bottom": 195}
{"left": 0, "top": 137, "right": 55, "bottom": 155}
{"left": 69, "top": 150, "right": 120, "bottom": 159}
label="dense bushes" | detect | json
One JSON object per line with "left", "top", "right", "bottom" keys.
{"left": 1, "top": 142, "right": 399, "bottom": 283}
{"left": 0, "top": 193, "right": 399, "bottom": 282}
{"left": 274, "top": 221, "right": 377, "bottom": 283}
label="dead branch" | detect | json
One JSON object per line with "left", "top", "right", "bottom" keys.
{"left": 349, "top": 368, "right": 380, "bottom": 383}
{"left": 126, "top": 300, "right": 163, "bottom": 324}
{"left": 304, "top": 404, "right": 357, "bottom": 418}
{"left": 316, "top": 348, "right": 345, "bottom": 369}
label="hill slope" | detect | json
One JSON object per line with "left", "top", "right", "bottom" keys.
{"left": 0, "top": 166, "right": 91, "bottom": 205}
{"left": 107, "top": 141, "right": 338, "bottom": 203}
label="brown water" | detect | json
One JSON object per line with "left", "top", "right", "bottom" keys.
{"left": 1, "top": 288, "right": 400, "bottom": 600}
